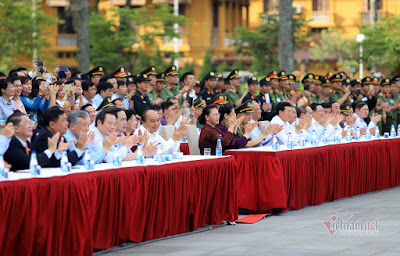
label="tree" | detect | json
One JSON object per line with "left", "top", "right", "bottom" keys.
{"left": 199, "top": 49, "right": 213, "bottom": 79}
{"left": 89, "top": 3, "right": 189, "bottom": 72}
{"left": 309, "top": 29, "right": 359, "bottom": 71}
{"left": 232, "top": 13, "right": 309, "bottom": 75}
{"left": 178, "top": 62, "right": 194, "bottom": 76}
{"left": 279, "top": 0, "right": 294, "bottom": 72}
{"left": 217, "top": 61, "right": 229, "bottom": 73}
{"left": 232, "top": 58, "right": 246, "bottom": 71}
{"left": 0, "top": 0, "right": 58, "bottom": 72}
{"left": 310, "top": 16, "right": 400, "bottom": 76}
{"left": 135, "top": 51, "right": 151, "bottom": 74}
{"left": 70, "top": 0, "right": 90, "bottom": 72}
{"left": 152, "top": 47, "right": 167, "bottom": 71}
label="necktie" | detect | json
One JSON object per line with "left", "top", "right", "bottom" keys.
{"left": 25, "top": 144, "right": 31, "bottom": 155}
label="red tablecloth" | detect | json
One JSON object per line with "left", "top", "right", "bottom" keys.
{"left": 0, "top": 157, "right": 237, "bottom": 256}
{"left": 227, "top": 139, "right": 400, "bottom": 213}
{"left": 180, "top": 142, "right": 190, "bottom": 155}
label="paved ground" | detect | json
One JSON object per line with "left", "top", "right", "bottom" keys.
{"left": 103, "top": 187, "right": 400, "bottom": 256}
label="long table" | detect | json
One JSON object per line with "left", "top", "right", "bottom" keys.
{"left": 226, "top": 138, "right": 400, "bottom": 213}
{"left": 0, "top": 156, "right": 237, "bottom": 256}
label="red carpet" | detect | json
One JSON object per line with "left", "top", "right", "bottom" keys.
{"left": 235, "top": 214, "right": 271, "bottom": 224}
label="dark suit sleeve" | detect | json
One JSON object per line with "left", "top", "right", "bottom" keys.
{"left": 132, "top": 95, "right": 150, "bottom": 117}
{"left": 31, "top": 129, "right": 50, "bottom": 154}
{"left": 4, "top": 138, "right": 50, "bottom": 171}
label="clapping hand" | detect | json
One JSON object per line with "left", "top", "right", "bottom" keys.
{"left": 47, "top": 132, "right": 60, "bottom": 154}
{"left": 1, "top": 123, "right": 14, "bottom": 138}
{"left": 370, "top": 113, "right": 382, "bottom": 124}
{"left": 172, "top": 124, "right": 187, "bottom": 142}
{"left": 346, "top": 115, "right": 357, "bottom": 127}
{"left": 142, "top": 141, "right": 157, "bottom": 158}
{"left": 75, "top": 131, "right": 95, "bottom": 151}
{"left": 57, "top": 137, "right": 74, "bottom": 153}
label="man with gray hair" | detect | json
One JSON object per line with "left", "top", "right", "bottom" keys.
{"left": 64, "top": 110, "right": 96, "bottom": 165}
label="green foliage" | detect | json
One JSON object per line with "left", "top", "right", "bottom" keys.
{"left": 199, "top": 49, "right": 214, "bottom": 79}
{"left": 309, "top": 29, "right": 359, "bottom": 71}
{"left": 0, "top": 0, "right": 58, "bottom": 72}
{"left": 152, "top": 47, "right": 166, "bottom": 71}
{"left": 360, "top": 15, "right": 400, "bottom": 75}
{"left": 135, "top": 51, "right": 151, "bottom": 74}
{"left": 178, "top": 62, "right": 194, "bottom": 77}
{"left": 232, "top": 58, "right": 246, "bottom": 70}
{"left": 232, "top": 13, "right": 309, "bottom": 74}
{"left": 217, "top": 61, "right": 229, "bottom": 73}
{"left": 89, "top": 3, "right": 189, "bottom": 72}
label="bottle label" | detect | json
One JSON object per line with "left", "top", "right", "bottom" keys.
{"left": 216, "top": 148, "right": 222, "bottom": 156}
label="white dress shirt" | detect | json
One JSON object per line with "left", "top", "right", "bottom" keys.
{"left": 134, "top": 126, "right": 180, "bottom": 154}
{"left": 352, "top": 113, "right": 375, "bottom": 131}
{"left": 88, "top": 127, "right": 127, "bottom": 163}
{"left": 270, "top": 115, "right": 300, "bottom": 145}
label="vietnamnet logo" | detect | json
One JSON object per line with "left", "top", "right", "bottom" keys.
{"left": 321, "top": 215, "right": 379, "bottom": 236}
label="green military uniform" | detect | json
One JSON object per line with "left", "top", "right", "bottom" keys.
{"left": 234, "top": 100, "right": 254, "bottom": 138}
{"left": 311, "top": 93, "right": 323, "bottom": 103}
{"left": 160, "top": 65, "right": 180, "bottom": 100}
{"left": 327, "top": 89, "right": 345, "bottom": 103}
{"left": 377, "top": 78, "right": 395, "bottom": 133}
{"left": 224, "top": 87, "right": 242, "bottom": 105}
{"left": 270, "top": 88, "right": 285, "bottom": 105}
{"left": 146, "top": 89, "right": 162, "bottom": 103}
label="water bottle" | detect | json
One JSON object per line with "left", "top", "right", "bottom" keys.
{"left": 299, "top": 131, "right": 306, "bottom": 148}
{"left": 323, "top": 128, "right": 328, "bottom": 145}
{"left": 83, "top": 147, "right": 92, "bottom": 170}
{"left": 61, "top": 150, "right": 69, "bottom": 172}
{"left": 156, "top": 143, "right": 164, "bottom": 163}
{"left": 375, "top": 125, "right": 380, "bottom": 139}
{"left": 0, "top": 155, "right": 5, "bottom": 179}
{"left": 216, "top": 137, "right": 223, "bottom": 156}
{"left": 136, "top": 143, "right": 144, "bottom": 165}
{"left": 112, "top": 145, "right": 121, "bottom": 167}
{"left": 333, "top": 128, "right": 339, "bottom": 143}
{"left": 311, "top": 130, "right": 317, "bottom": 146}
{"left": 272, "top": 133, "right": 279, "bottom": 150}
{"left": 391, "top": 124, "right": 396, "bottom": 137}
{"left": 346, "top": 127, "right": 352, "bottom": 142}
{"left": 397, "top": 124, "right": 400, "bottom": 137}
{"left": 30, "top": 151, "right": 40, "bottom": 176}
{"left": 287, "top": 132, "right": 293, "bottom": 149}
{"left": 366, "top": 127, "right": 371, "bottom": 140}
{"left": 355, "top": 126, "right": 361, "bottom": 141}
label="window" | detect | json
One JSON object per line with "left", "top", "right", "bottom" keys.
{"left": 264, "top": 0, "right": 279, "bottom": 12}
{"left": 213, "top": 1, "right": 219, "bottom": 32}
{"left": 313, "top": 0, "right": 329, "bottom": 11}
{"left": 364, "top": 0, "right": 382, "bottom": 10}
{"left": 57, "top": 7, "right": 76, "bottom": 34}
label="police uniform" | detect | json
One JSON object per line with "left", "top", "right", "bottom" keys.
{"left": 198, "top": 72, "right": 220, "bottom": 105}
{"left": 320, "top": 76, "right": 330, "bottom": 103}
{"left": 242, "top": 76, "right": 259, "bottom": 103}
{"left": 256, "top": 77, "right": 275, "bottom": 121}
{"left": 132, "top": 74, "right": 152, "bottom": 116}
{"left": 310, "top": 75, "right": 324, "bottom": 104}
{"left": 234, "top": 100, "right": 254, "bottom": 137}
{"left": 159, "top": 65, "right": 180, "bottom": 100}
{"left": 327, "top": 73, "right": 346, "bottom": 103}
{"left": 224, "top": 69, "right": 242, "bottom": 105}
{"left": 377, "top": 78, "right": 395, "bottom": 133}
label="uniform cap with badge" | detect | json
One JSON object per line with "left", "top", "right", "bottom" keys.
{"left": 329, "top": 73, "right": 343, "bottom": 82}
{"left": 141, "top": 66, "right": 157, "bottom": 76}
{"left": 380, "top": 78, "right": 391, "bottom": 87}
{"left": 391, "top": 75, "right": 400, "bottom": 83}
{"left": 361, "top": 77, "right": 372, "bottom": 86}
{"left": 340, "top": 104, "right": 351, "bottom": 115}
{"left": 136, "top": 73, "right": 150, "bottom": 83}
{"left": 112, "top": 66, "right": 128, "bottom": 78}
{"left": 88, "top": 66, "right": 104, "bottom": 77}
{"left": 193, "top": 97, "right": 206, "bottom": 108}
{"left": 211, "top": 93, "right": 228, "bottom": 105}
{"left": 164, "top": 65, "right": 178, "bottom": 76}
{"left": 321, "top": 76, "right": 330, "bottom": 87}
{"left": 342, "top": 77, "right": 351, "bottom": 86}
{"left": 156, "top": 72, "right": 165, "bottom": 82}
{"left": 301, "top": 73, "right": 315, "bottom": 84}
{"left": 326, "top": 71, "right": 334, "bottom": 79}
{"left": 235, "top": 100, "right": 254, "bottom": 114}
{"left": 204, "top": 71, "right": 218, "bottom": 81}
{"left": 225, "top": 69, "right": 241, "bottom": 81}
{"left": 247, "top": 76, "right": 259, "bottom": 85}
{"left": 350, "top": 79, "right": 361, "bottom": 87}
{"left": 277, "top": 71, "right": 288, "bottom": 81}
{"left": 96, "top": 96, "right": 115, "bottom": 111}
{"left": 216, "top": 73, "right": 224, "bottom": 80}
{"left": 260, "top": 76, "right": 271, "bottom": 86}
{"left": 288, "top": 74, "right": 300, "bottom": 88}
{"left": 267, "top": 70, "right": 278, "bottom": 79}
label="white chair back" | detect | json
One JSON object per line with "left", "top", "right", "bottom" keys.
{"left": 186, "top": 125, "right": 200, "bottom": 155}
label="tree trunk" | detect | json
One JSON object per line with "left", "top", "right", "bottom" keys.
{"left": 71, "top": 0, "right": 90, "bottom": 73}
{"left": 278, "top": 0, "right": 294, "bottom": 73}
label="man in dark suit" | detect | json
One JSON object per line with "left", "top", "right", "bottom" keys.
{"left": 31, "top": 106, "right": 88, "bottom": 167}
{"left": 132, "top": 73, "right": 152, "bottom": 116}
{"left": 4, "top": 112, "right": 63, "bottom": 171}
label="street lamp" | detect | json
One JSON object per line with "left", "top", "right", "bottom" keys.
{"left": 356, "top": 33, "right": 366, "bottom": 79}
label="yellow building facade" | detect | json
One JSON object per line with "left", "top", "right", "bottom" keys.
{"left": 15, "top": 0, "right": 250, "bottom": 75}
{"left": 249, "top": 0, "right": 400, "bottom": 76}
